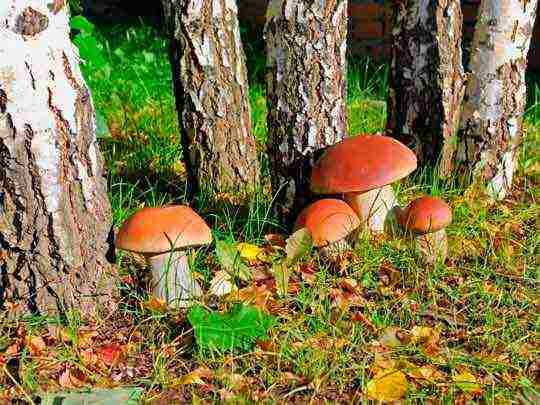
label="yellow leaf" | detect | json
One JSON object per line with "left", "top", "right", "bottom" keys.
{"left": 237, "top": 243, "right": 267, "bottom": 264}
{"left": 366, "top": 369, "right": 408, "bottom": 401}
{"left": 176, "top": 367, "right": 213, "bottom": 385}
{"left": 143, "top": 296, "right": 167, "bottom": 312}
{"left": 453, "top": 369, "right": 483, "bottom": 395}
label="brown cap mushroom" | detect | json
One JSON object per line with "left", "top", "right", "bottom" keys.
{"left": 117, "top": 205, "right": 212, "bottom": 307}
{"left": 310, "top": 134, "right": 417, "bottom": 233}
{"left": 396, "top": 196, "right": 452, "bottom": 234}
{"left": 293, "top": 199, "right": 360, "bottom": 253}
{"left": 396, "top": 196, "right": 452, "bottom": 265}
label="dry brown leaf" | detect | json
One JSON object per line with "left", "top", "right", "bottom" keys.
{"left": 26, "top": 335, "right": 47, "bottom": 356}
{"left": 97, "top": 343, "right": 123, "bottom": 367}
{"left": 176, "top": 367, "right": 214, "bottom": 385}
{"left": 366, "top": 369, "right": 408, "bottom": 401}
{"left": 5, "top": 341, "right": 20, "bottom": 357}
{"left": 59, "top": 367, "right": 86, "bottom": 389}
{"left": 410, "top": 326, "right": 441, "bottom": 355}
{"left": 143, "top": 296, "right": 167, "bottom": 312}
{"left": 379, "top": 327, "right": 410, "bottom": 348}
{"left": 210, "top": 270, "right": 237, "bottom": 296}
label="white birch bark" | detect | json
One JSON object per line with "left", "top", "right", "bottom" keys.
{"left": 457, "top": 0, "right": 538, "bottom": 199}
{"left": 0, "top": 0, "right": 115, "bottom": 315}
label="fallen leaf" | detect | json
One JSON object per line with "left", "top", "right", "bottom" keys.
{"left": 5, "top": 342, "right": 20, "bottom": 357}
{"left": 59, "top": 367, "right": 86, "bottom": 389}
{"left": 26, "top": 335, "right": 47, "bottom": 356}
{"left": 453, "top": 369, "right": 483, "bottom": 395}
{"left": 366, "top": 369, "right": 408, "bottom": 401}
{"left": 215, "top": 239, "right": 252, "bottom": 281}
{"left": 272, "top": 262, "right": 290, "bottom": 297}
{"left": 143, "top": 296, "right": 167, "bottom": 312}
{"left": 210, "top": 270, "right": 237, "bottom": 296}
{"left": 410, "top": 325, "right": 440, "bottom": 355}
{"left": 97, "top": 343, "right": 123, "bottom": 367}
{"left": 379, "top": 327, "right": 409, "bottom": 348}
{"left": 237, "top": 243, "right": 267, "bottom": 264}
{"left": 264, "top": 233, "right": 287, "bottom": 249}
{"left": 177, "top": 369, "right": 207, "bottom": 385}
{"left": 285, "top": 228, "right": 312, "bottom": 264}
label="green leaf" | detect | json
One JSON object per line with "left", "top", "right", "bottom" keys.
{"left": 188, "top": 304, "right": 275, "bottom": 352}
{"left": 70, "top": 15, "right": 95, "bottom": 35}
{"left": 41, "top": 387, "right": 142, "bottom": 405}
{"left": 215, "top": 239, "right": 252, "bottom": 282}
{"left": 73, "top": 34, "right": 107, "bottom": 70}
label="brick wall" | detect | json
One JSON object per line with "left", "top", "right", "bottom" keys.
{"left": 238, "top": 0, "right": 540, "bottom": 69}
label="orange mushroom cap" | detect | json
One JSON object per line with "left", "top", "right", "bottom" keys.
{"left": 397, "top": 196, "right": 452, "bottom": 234}
{"left": 116, "top": 205, "right": 212, "bottom": 254}
{"left": 310, "top": 134, "right": 417, "bottom": 194}
{"left": 293, "top": 199, "right": 360, "bottom": 247}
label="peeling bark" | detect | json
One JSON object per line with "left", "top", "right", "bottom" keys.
{"left": 265, "top": 0, "right": 348, "bottom": 225}
{"left": 456, "top": 0, "right": 537, "bottom": 200}
{"left": 387, "top": 0, "right": 465, "bottom": 174}
{"left": 163, "top": 0, "right": 260, "bottom": 198}
{"left": 0, "top": 1, "right": 115, "bottom": 316}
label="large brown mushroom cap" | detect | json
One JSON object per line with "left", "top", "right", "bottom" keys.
{"left": 293, "top": 199, "right": 360, "bottom": 247}
{"left": 397, "top": 196, "right": 452, "bottom": 234}
{"left": 116, "top": 205, "right": 212, "bottom": 254}
{"left": 310, "top": 134, "right": 417, "bottom": 194}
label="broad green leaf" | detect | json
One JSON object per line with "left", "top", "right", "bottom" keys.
{"left": 41, "top": 387, "right": 142, "bottom": 405}
{"left": 215, "top": 239, "right": 252, "bottom": 281}
{"left": 70, "top": 15, "right": 95, "bottom": 34}
{"left": 188, "top": 304, "right": 274, "bottom": 352}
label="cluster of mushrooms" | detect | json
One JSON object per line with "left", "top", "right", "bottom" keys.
{"left": 115, "top": 134, "right": 452, "bottom": 308}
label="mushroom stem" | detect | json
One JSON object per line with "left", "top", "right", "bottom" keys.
{"left": 344, "top": 185, "right": 397, "bottom": 233}
{"left": 147, "top": 251, "right": 203, "bottom": 307}
{"left": 414, "top": 229, "right": 448, "bottom": 265}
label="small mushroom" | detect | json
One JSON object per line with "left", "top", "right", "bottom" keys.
{"left": 311, "top": 134, "right": 417, "bottom": 233}
{"left": 293, "top": 199, "right": 361, "bottom": 256}
{"left": 396, "top": 196, "right": 452, "bottom": 264}
{"left": 116, "top": 205, "right": 212, "bottom": 307}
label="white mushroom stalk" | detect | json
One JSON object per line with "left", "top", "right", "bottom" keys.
{"left": 344, "top": 185, "right": 397, "bottom": 233}
{"left": 147, "top": 251, "right": 203, "bottom": 308}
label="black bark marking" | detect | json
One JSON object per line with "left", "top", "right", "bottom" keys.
{"left": 16, "top": 7, "right": 49, "bottom": 36}
{"left": 0, "top": 88, "right": 7, "bottom": 113}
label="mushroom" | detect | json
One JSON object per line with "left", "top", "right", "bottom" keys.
{"left": 311, "top": 134, "right": 417, "bottom": 233}
{"left": 395, "top": 196, "right": 452, "bottom": 264}
{"left": 116, "top": 205, "right": 212, "bottom": 307}
{"left": 293, "top": 199, "right": 361, "bottom": 256}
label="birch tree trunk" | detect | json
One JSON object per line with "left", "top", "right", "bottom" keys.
{"left": 387, "top": 0, "right": 465, "bottom": 174}
{"left": 162, "top": 0, "right": 260, "bottom": 199}
{"left": 0, "top": 1, "right": 115, "bottom": 315}
{"left": 456, "top": 0, "right": 538, "bottom": 200}
{"left": 265, "top": 0, "right": 348, "bottom": 224}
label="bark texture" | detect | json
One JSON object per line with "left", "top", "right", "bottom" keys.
{"left": 265, "top": 0, "right": 348, "bottom": 224}
{"left": 163, "top": 0, "right": 260, "bottom": 198}
{"left": 456, "top": 0, "right": 537, "bottom": 199}
{"left": 0, "top": 1, "right": 115, "bottom": 315}
{"left": 387, "top": 0, "right": 465, "bottom": 174}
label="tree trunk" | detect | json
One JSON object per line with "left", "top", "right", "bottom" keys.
{"left": 265, "top": 0, "right": 348, "bottom": 224}
{"left": 162, "top": 0, "right": 260, "bottom": 199}
{"left": 456, "top": 0, "right": 538, "bottom": 200}
{"left": 0, "top": 1, "right": 115, "bottom": 316}
{"left": 387, "top": 0, "right": 465, "bottom": 174}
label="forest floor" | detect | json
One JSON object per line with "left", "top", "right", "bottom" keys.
{"left": 1, "top": 20, "right": 539, "bottom": 404}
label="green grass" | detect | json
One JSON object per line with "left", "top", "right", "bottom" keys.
{"left": 1, "top": 19, "right": 539, "bottom": 403}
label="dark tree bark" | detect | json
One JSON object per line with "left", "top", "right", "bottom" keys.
{"left": 456, "top": 0, "right": 538, "bottom": 199}
{"left": 387, "top": 0, "right": 465, "bottom": 175}
{"left": 265, "top": 0, "right": 348, "bottom": 224}
{"left": 0, "top": 1, "right": 115, "bottom": 315}
{"left": 162, "top": 0, "right": 261, "bottom": 199}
